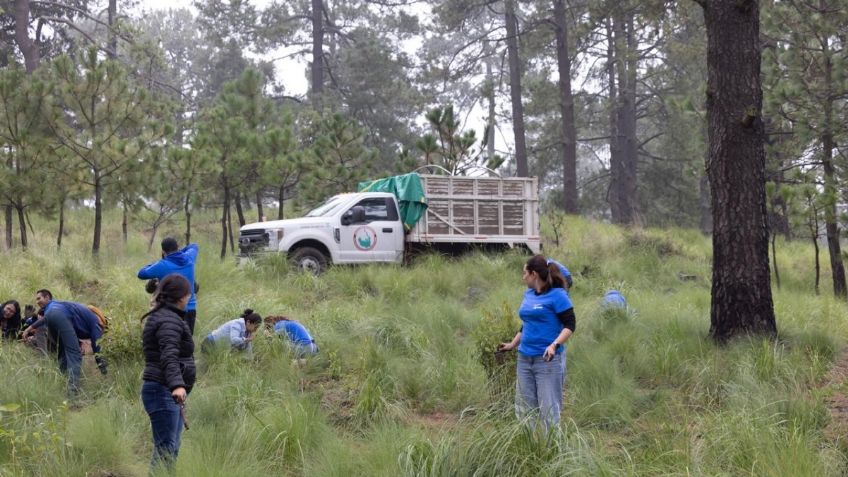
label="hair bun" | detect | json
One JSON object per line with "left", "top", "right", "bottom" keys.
{"left": 243, "top": 308, "right": 254, "bottom": 316}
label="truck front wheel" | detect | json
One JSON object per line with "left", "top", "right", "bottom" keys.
{"left": 290, "top": 247, "right": 328, "bottom": 274}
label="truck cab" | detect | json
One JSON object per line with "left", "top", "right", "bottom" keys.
{"left": 239, "top": 192, "right": 405, "bottom": 273}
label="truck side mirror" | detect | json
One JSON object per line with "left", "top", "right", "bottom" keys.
{"left": 342, "top": 206, "right": 366, "bottom": 226}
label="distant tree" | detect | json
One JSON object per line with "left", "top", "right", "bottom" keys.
{"left": 44, "top": 48, "right": 172, "bottom": 255}
{"left": 694, "top": 0, "right": 777, "bottom": 341}
{"left": 416, "top": 105, "right": 504, "bottom": 175}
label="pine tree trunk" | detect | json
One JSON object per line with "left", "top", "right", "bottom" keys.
{"left": 820, "top": 39, "right": 846, "bottom": 298}
{"left": 227, "top": 200, "right": 235, "bottom": 254}
{"left": 122, "top": 201, "right": 128, "bottom": 244}
{"left": 14, "top": 0, "right": 39, "bottom": 73}
{"left": 702, "top": 0, "right": 776, "bottom": 341}
{"left": 485, "top": 54, "right": 496, "bottom": 162}
{"left": 256, "top": 190, "right": 264, "bottom": 222}
{"left": 771, "top": 231, "right": 780, "bottom": 289}
{"left": 16, "top": 205, "right": 27, "bottom": 249}
{"left": 553, "top": 0, "right": 578, "bottom": 214}
{"left": 220, "top": 186, "right": 230, "bottom": 259}
{"left": 93, "top": 171, "right": 102, "bottom": 255}
{"left": 57, "top": 197, "right": 65, "bottom": 249}
{"left": 278, "top": 185, "right": 286, "bottom": 220}
{"left": 4, "top": 205, "right": 11, "bottom": 250}
{"left": 234, "top": 190, "right": 246, "bottom": 227}
{"left": 184, "top": 194, "right": 192, "bottom": 245}
{"left": 606, "top": 19, "right": 622, "bottom": 222}
{"left": 609, "top": 10, "right": 639, "bottom": 225}
{"left": 107, "top": 0, "right": 117, "bottom": 58}
{"left": 311, "top": 0, "right": 324, "bottom": 108}
{"left": 504, "top": 0, "right": 528, "bottom": 177}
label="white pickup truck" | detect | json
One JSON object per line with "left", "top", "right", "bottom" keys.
{"left": 238, "top": 172, "right": 541, "bottom": 273}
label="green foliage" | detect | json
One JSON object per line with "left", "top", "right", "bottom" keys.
{"left": 471, "top": 301, "right": 519, "bottom": 397}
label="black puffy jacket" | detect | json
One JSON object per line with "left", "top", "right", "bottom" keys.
{"left": 142, "top": 304, "right": 196, "bottom": 392}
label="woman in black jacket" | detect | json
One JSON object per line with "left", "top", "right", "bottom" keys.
{"left": 140, "top": 273, "right": 195, "bottom": 472}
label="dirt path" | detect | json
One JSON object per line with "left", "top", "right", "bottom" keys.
{"left": 823, "top": 348, "right": 848, "bottom": 444}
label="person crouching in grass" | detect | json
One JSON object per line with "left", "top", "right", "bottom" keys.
{"left": 264, "top": 315, "right": 318, "bottom": 358}
{"left": 201, "top": 309, "right": 262, "bottom": 353}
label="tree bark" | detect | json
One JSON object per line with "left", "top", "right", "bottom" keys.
{"left": 4, "top": 205, "right": 11, "bottom": 250}
{"left": 277, "top": 185, "right": 286, "bottom": 220}
{"left": 311, "top": 0, "right": 324, "bottom": 108}
{"left": 504, "top": 0, "right": 529, "bottom": 177}
{"left": 16, "top": 206, "right": 27, "bottom": 249}
{"left": 14, "top": 0, "right": 39, "bottom": 73}
{"left": 184, "top": 193, "right": 192, "bottom": 245}
{"left": 220, "top": 185, "right": 230, "bottom": 259}
{"left": 609, "top": 9, "right": 639, "bottom": 225}
{"left": 227, "top": 199, "right": 235, "bottom": 254}
{"left": 820, "top": 38, "right": 846, "bottom": 298}
{"left": 57, "top": 197, "right": 65, "bottom": 249}
{"left": 93, "top": 170, "right": 102, "bottom": 254}
{"left": 255, "top": 189, "right": 264, "bottom": 222}
{"left": 699, "top": 173, "right": 712, "bottom": 234}
{"left": 606, "top": 18, "right": 622, "bottom": 222}
{"left": 122, "top": 200, "right": 128, "bottom": 244}
{"left": 107, "top": 0, "right": 117, "bottom": 59}
{"left": 702, "top": 0, "right": 777, "bottom": 341}
{"left": 553, "top": 0, "right": 578, "bottom": 214}
{"left": 234, "top": 190, "right": 246, "bottom": 227}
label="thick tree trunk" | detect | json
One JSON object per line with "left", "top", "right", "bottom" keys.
{"left": 14, "top": 0, "right": 39, "bottom": 73}
{"left": 107, "top": 0, "right": 117, "bottom": 58}
{"left": 605, "top": 19, "right": 622, "bottom": 222}
{"left": 277, "top": 185, "right": 286, "bottom": 220}
{"left": 93, "top": 172, "right": 102, "bottom": 255}
{"left": 609, "top": 11, "right": 639, "bottom": 225}
{"left": 504, "top": 0, "right": 529, "bottom": 177}
{"left": 16, "top": 206, "right": 27, "bottom": 249}
{"left": 255, "top": 190, "right": 264, "bottom": 222}
{"left": 311, "top": 0, "right": 324, "bottom": 108}
{"left": 234, "top": 190, "right": 246, "bottom": 227}
{"left": 553, "top": 0, "right": 578, "bottom": 214}
{"left": 702, "top": 0, "right": 776, "bottom": 341}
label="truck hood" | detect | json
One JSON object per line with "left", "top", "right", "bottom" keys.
{"left": 241, "top": 217, "right": 332, "bottom": 231}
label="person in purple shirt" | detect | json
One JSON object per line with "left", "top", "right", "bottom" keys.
{"left": 22, "top": 289, "right": 103, "bottom": 396}
{"left": 138, "top": 237, "right": 199, "bottom": 335}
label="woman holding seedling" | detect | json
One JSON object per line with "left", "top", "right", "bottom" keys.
{"left": 498, "top": 254, "right": 575, "bottom": 431}
{"left": 140, "top": 274, "right": 196, "bottom": 473}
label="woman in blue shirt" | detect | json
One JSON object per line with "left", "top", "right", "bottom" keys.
{"left": 264, "top": 316, "right": 318, "bottom": 358}
{"left": 202, "top": 309, "right": 262, "bottom": 352}
{"left": 498, "top": 255, "right": 576, "bottom": 431}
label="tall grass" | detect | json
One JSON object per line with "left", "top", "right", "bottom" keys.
{"left": 0, "top": 210, "right": 845, "bottom": 475}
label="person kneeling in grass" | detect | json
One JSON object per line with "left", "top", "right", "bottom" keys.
{"left": 201, "top": 309, "right": 262, "bottom": 353}
{"left": 264, "top": 316, "right": 318, "bottom": 358}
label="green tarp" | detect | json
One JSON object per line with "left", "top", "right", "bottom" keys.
{"left": 358, "top": 172, "right": 428, "bottom": 232}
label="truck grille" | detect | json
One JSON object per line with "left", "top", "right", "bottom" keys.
{"left": 238, "top": 229, "right": 269, "bottom": 255}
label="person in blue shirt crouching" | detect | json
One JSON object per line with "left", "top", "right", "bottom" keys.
{"left": 22, "top": 289, "right": 103, "bottom": 397}
{"left": 202, "top": 309, "right": 262, "bottom": 352}
{"left": 264, "top": 316, "right": 318, "bottom": 358}
{"left": 498, "top": 255, "right": 576, "bottom": 432}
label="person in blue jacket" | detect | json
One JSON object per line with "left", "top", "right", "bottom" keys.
{"left": 138, "top": 237, "right": 199, "bottom": 335}
{"left": 498, "top": 255, "right": 575, "bottom": 431}
{"left": 264, "top": 315, "right": 318, "bottom": 358}
{"left": 201, "top": 309, "right": 262, "bottom": 352}
{"left": 21, "top": 289, "right": 103, "bottom": 396}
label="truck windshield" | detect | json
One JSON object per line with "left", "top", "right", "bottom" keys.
{"left": 305, "top": 195, "right": 347, "bottom": 217}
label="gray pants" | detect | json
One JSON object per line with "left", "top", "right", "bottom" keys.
{"left": 515, "top": 353, "right": 564, "bottom": 432}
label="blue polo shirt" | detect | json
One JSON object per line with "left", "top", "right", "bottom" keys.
{"left": 274, "top": 320, "right": 314, "bottom": 346}
{"left": 518, "top": 287, "right": 572, "bottom": 357}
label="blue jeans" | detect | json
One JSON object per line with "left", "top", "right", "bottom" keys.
{"left": 515, "top": 353, "right": 564, "bottom": 431}
{"left": 45, "top": 308, "right": 82, "bottom": 397}
{"left": 291, "top": 341, "right": 318, "bottom": 358}
{"left": 142, "top": 381, "right": 184, "bottom": 473}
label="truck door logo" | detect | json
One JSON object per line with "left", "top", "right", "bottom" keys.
{"left": 353, "top": 226, "right": 377, "bottom": 251}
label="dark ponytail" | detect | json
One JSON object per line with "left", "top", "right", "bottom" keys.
{"left": 241, "top": 309, "right": 262, "bottom": 326}
{"left": 526, "top": 255, "right": 568, "bottom": 292}
{"left": 141, "top": 274, "right": 192, "bottom": 321}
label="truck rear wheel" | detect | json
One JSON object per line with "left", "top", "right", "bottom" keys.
{"left": 290, "top": 247, "right": 328, "bottom": 274}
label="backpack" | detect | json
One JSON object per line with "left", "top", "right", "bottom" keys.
{"left": 87, "top": 305, "right": 110, "bottom": 332}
